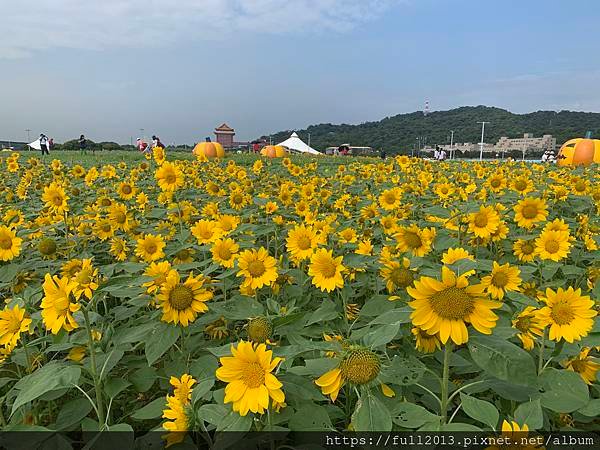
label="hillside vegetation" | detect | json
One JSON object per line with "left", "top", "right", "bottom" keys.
{"left": 264, "top": 106, "right": 600, "bottom": 153}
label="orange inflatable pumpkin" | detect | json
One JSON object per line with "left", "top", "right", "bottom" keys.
{"left": 557, "top": 138, "right": 600, "bottom": 167}
{"left": 260, "top": 145, "right": 286, "bottom": 158}
{"left": 193, "top": 142, "right": 225, "bottom": 158}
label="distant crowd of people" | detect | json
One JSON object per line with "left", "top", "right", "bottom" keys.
{"left": 136, "top": 135, "right": 164, "bottom": 154}
{"left": 33, "top": 133, "right": 165, "bottom": 156}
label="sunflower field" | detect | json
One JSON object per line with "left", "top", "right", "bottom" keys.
{"left": 0, "top": 149, "right": 598, "bottom": 446}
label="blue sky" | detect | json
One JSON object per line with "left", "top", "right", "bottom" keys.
{"left": 1, "top": 0, "right": 599, "bottom": 144}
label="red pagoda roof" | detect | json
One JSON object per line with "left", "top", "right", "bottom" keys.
{"left": 215, "top": 123, "right": 234, "bottom": 132}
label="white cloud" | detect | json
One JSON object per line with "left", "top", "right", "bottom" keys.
{"left": 1, "top": 0, "right": 399, "bottom": 58}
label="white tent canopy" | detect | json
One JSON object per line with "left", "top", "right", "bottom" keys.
{"left": 277, "top": 132, "right": 320, "bottom": 155}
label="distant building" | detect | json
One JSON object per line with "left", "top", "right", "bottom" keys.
{"left": 214, "top": 123, "right": 235, "bottom": 147}
{"left": 496, "top": 133, "right": 556, "bottom": 153}
{"left": 432, "top": 133, "right": 557, "bottom": 157}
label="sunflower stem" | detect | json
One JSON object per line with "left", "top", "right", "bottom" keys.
{"left": 440, "top": 342, "right": 453, "bottom": 424}
{"left": 22, "top": 338, "right": 32, "bottom": 374}
{"left": 537, "top": 329, "right": 546, "bottom": 375}
{"left": 82, "top": 306, "right": 105, "bottom": 427}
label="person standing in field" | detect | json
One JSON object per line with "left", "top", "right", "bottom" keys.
{"left": 79, "top": 135, "right": 87, "bottom": 154}
{"left": 152, "top": 135, "right": 164, "bottom": 149}
{"left": 39, "top": 134, "right": 49, "bottom": 155}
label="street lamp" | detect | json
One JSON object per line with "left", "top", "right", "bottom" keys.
{"left": 450, "top": 130, "right": 454, "bottom": 160}
{"left": 477, "top": 122, "right": 489, "bottom": 161}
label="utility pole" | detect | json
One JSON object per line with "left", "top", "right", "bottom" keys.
{"left": 308, "top": 133, "right": 311, "bottom": 147}
{"left": 140, "top": 128, "right": 144, "bottom": 140}
{"left": 25, "top": 129, "right": 31, "bottom": 143}
{"left": 450, "top": 130, "right": 454, "bottom": 160}
{"left": 477, "top": 122, "right": 489, "bottom": 161}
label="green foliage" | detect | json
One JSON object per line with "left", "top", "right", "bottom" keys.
{"left": 264, "top": 106, "right": 600, "bottom": 153}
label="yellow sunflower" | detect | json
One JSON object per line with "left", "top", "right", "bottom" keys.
{"left": 407, "top": 267, "right": 501, "bottom": 345}
{"left": 42, "top": 182, "right": 69, "bottom": 214}
{"left": 109, "top": 237, "right": 128, "bottom": 261}
{"left": 286, "top": 225, "right": 319, "bottom": 261}
{"left": 72, "top": 259, "right": 99, "bottom": 300}
{"left": 117, "top": 181, "right": 136, "bottom": 200}
{"left": 108, "top": 203, "right": 131, "bottom": 231}
{"left": 237, "top": 248, "right": 278, "bottom": 290}
{"left": 136, "top": 234, "right": 166, "bottom": 262}
{"left": 315, "top": 347, "right": 381, "bottom": 402}
{"left": 441, "top": 247, "right": 474, "bottom": 265}
{"left": 191, "top": 220, "right": 224, "bottom": 245}
{"left": 513, "top": 197, "right": 548, "bottom": 229}
{"left": 561, "top": 347, "right": 600, "bottom": 385}
{"left": 412, "top": 326, "right": 441, "bottom": 353}
{"left": 143, "top": 261, "right": 173, "bottom": 295}
{"left": 380, "top": 257, "right": 416, "bottom": 293}
{"left": 41, "top": 274, "right": 80, "bottom": 334}
{"left": 355, "top": 239, "right": 373, "bottom": 255}
{"left": 211, "top": 238, "right": 239, "bottom": 268}
{"left": 378, "top": 188, "right": 402, "bottom": 210}
{"left": 215, "top": 340, "right": 285, "bottom": 416}
{"left": 0, "top": 305, "right": 32, "bottom": 348}
{"left": 468, "top": 205, "right": 500, "bottom": 239}
{"left": 157, "top": 271, "right": 212, "bottom": 326}
{"left": 534, "top": 229, "right": 571, "bottom": 261}
{"left": 511, "top": 306, "right": 544, "bottom": 350}
{"left": 215, "top": 214, "right": 240, "bottom": 235}
{"left": 394, "top": 224, "right": 435, "bottom": 257}
{"left": 155, "top": 161, "right": 184, "bottom": 192}
{"left": 0, "top": 225, "right": 22, "bottom": 261}
{"left": 536, "top": 287, "right": 596, "bottom": 343}
{"left": 480, "top": 261, "right": 522, "bottom": 300}
{"left": 162, "top": 374, "right": 196, "bottom": 448}
{"left": 513, "top": 239, "right": 536, "bottom": 262}
{"left": 308, "top": 248, "right": 345, "bottom": 292}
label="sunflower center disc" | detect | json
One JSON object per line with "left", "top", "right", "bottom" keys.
{"left": 341, "top": 351, "right": 380, "bottom": 384}
{"left": 429, "top": 287, "right": 475, "bottom": 320}
{"left": 550, "top": 301, "right": 575, "bottom": 325}
{"left": 404, "top": 232, "right": 422, "bottom": 249}
{"left": 521, "top": 243, "right": 534, "bottom": 254}
{"left": 52, "top": 195, "right": 63, "bottom": 206}
{"left": 521, "top": 205, "right": 538, "bottom": 219}
{"left": 218, "top": 247, "right": 231, "bottom": 260}
{"left": 515, "top": 181, "right": 527, "bottom": 191}
{"left": 384, "top": 193, "right": 396, "bottom": 204}
{"left": 0, "top": 237, "right": 12, "bottom": 249}
{"left": 297, "top": 235, "right": 312, "bottom": 250}
{"left": 145, "top": 243, "right": 157, "bottom": 254}
{"left": 474, "top": 213, "right": 488, "bottom": 228}
{"left": 248, "top": 260, "right": 266, "bottom": 277}
{"left": 122, "top": 185, "right": 132, "bottom": 194}
{"left": 545, "top": 240, "right": 560, "bottom": 253}
{"left": 491, "top": 272, "right": 508, "bottom": 287}
{"left": 391, "top": 268, "right": 414, "bottom": 288}
{"left": 515, "top": 315, "right": 532, "bottom": 332}
{"left": 169, "top": 285, "right": 194, "bottom": 310}
{"left": 115, "top": 212, "right": 126, "bottom": 224}
{"left": 241, "top": 362, "right": 265, "bottom": 388}
{"left": 166, "top": 174, "right": 176, "bottom": 183}
{"left": 320, "top": 261, "right": 337, "bottom": 278}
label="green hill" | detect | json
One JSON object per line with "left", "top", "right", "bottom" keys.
{"left": 262, "top": 106, "right": 600, "bottom": 153}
